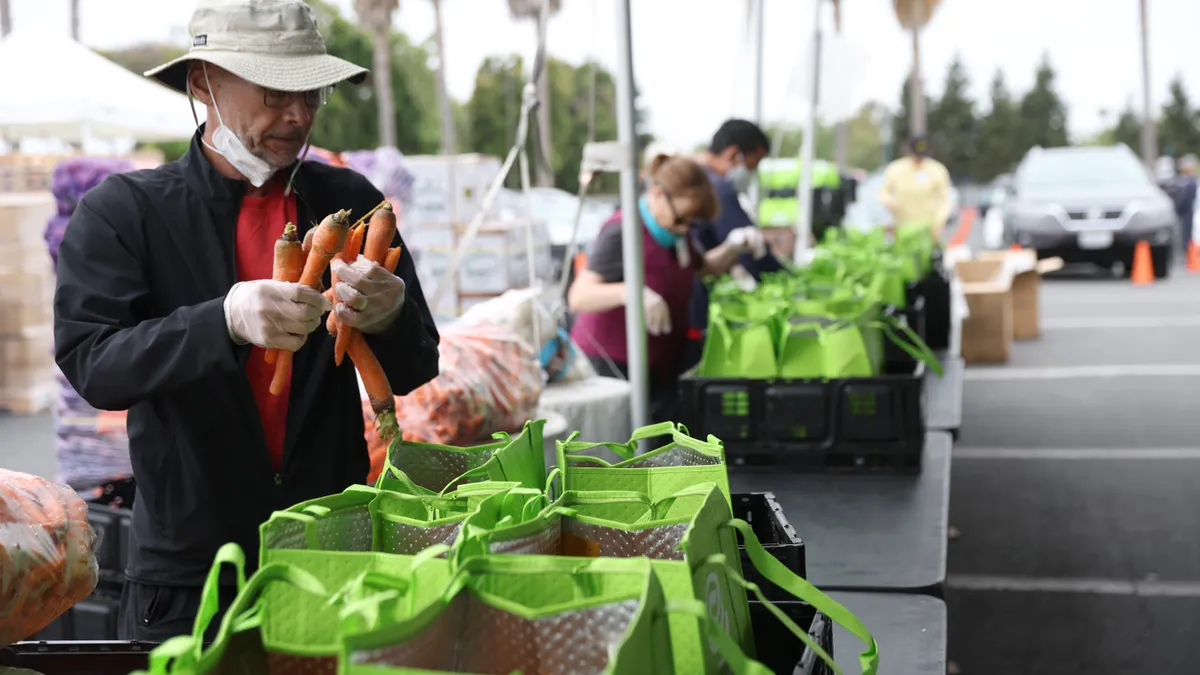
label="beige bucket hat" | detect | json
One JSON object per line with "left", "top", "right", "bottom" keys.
{"left": 145, "top": 0, "right": 369, "bottom": 94}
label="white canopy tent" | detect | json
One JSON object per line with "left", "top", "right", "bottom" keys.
{"left": 0, "top": 30, "right": 202, "bottom": 145}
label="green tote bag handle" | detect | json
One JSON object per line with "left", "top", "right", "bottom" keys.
{"left": 191, "top": 542, "right": 248, "bottom": 641}
{"left": 873, "top": 318, "right": 944, "bottom": 376}
{"left": 147, "top": 559, "right": 330, "bottom": 674}
{"left": 666, "top": 598, "right": 775, "bottom": 675}
{"left": 557, "top": 421, "right": 681, "bottom": 464}
{"left": 724, "top": 519, "right": 880, "bottom": 675}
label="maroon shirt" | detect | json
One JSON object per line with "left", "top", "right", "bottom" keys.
{"left": 571, "top": 212, "right": 701, "bottom": 378}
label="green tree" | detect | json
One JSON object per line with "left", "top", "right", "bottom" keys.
{"left": 1110, "top": 104, "right": 1142, "bottom": 151}
{"left": 844, "top": 102, "right": 888, "bottom": 172}
{"left": 1017, "top": 55, "right": 1069, "bottom": 151}
{"left": 927, "top": 55, "right": 976, "bottom": 179}
{"left": 464, "top": 54, "right": 633, "bottom": 194}
{"left": 973, "top": 70, "right": 1021, "bottom": 181}
{"left": 1157, "top": 76, "right": 1200, "bottom": 158}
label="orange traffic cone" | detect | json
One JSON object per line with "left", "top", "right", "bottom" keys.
{"left": 1188, "top": 241, "right": 1200, "bottom": 273}
{"left": 1130, "top": 240, "right": 1156, "bottom": 285}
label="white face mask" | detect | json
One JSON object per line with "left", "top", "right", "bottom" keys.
{"left": 200, "top": 64, "right": 278, "bottom": 188}
{"left": 727, "top": 160, "right": 753, "bottom": 194}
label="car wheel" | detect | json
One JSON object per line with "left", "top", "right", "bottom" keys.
{"left": 1152, "top": 246, "right": 1172, "bottom": 279}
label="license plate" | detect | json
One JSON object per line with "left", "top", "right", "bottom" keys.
{"left": 1078, "top": 231, "right": 1114, "bottom": 250}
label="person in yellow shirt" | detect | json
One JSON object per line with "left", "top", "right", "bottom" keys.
{"left": 879, "top": 136, "right": 952, "bottom": 239}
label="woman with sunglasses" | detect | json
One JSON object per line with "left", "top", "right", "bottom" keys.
{"left": 568, "top": 153, "right": 765, "bottom": 422}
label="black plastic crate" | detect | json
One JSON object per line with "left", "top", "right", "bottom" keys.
{"left": 679, "top": 362, "right": 926, "bottom": 473}
{"left": 1, "top": 641, "right": 152, "bottom": 675}
{"left": 731, "top": 492, "right": 806, "bottom": 600}
{"left": 31, "top": 585, "right": 123, "bottom": 641}
{"left": 914, "top": 254, "right": 952, "bottom": 352}
{"left": 751, "top": 600, "right": 834, "bottom": 675}
{"left": 86, "top": 502, "right": 132, "bottom": 588}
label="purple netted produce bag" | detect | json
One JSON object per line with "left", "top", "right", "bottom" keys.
{"left": 342, "top": 147, "right": 415, "bottom": 206}
{"left": 45, "top": 157, "right": 135, "bottom": 489}
{"left": 45, "top": 158, "right": 135, "bottom": 271}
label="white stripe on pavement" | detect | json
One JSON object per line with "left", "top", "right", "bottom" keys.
{"left": 964, "top": 364, "right": 1200, "bottom": 381}
{"left": 948, "top": 574, "right": 1200, "bottom": 597}
{"left": 1042, "top": 316, "right": 1200, "bottom": 330}
{"left": 954, "top": 447, "right": 1200, "bottom": 460}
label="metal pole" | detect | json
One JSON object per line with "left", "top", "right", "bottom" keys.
{"left": 614, "top": 0, "right": 650, "bottom": 432}
{"left": 1138, "top": 0, "right": 1157, "bottom": 169}
{"left": 750, "top": 0, "right": 766, "bottom": 210}
{"left": 794, "top": 0, "right": 822, "bottom": 264}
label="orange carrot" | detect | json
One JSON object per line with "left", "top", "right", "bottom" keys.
{"left": 330, "top": 222, "right": 369, "bottom": 366}
{"left": 269, "top": 210, "right": 351, "bottom": 396}
{"left": 384, "top": 246, "right": 402, "bottom": 273}
{"left": 347, "top": 330, "right": 398, "bottom": 441}
{"left": 302, "top": 227, "right": 315, "bottom": 259}
{"left": 265, "top": 223, "right": 303, "bottom": 366}
{"left": 363, "top": 202, "right": 396, "bottom": 265}
{"left": 330, "top": 204, "right": 398, "bottom": 367}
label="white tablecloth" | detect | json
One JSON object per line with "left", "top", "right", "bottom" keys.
{"left": 538, "top": 376, "right": 632, "bottom": 444}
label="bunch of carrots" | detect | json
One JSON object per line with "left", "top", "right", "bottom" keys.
{"left": 0, "top": 469, "right": 98, "bottom": 645}
{"left": 265, "top": 201, "right": 404, "bottom": 441}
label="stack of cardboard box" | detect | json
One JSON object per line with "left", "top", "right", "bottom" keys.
{"left": 400, "top": 154, "right": 553, "bottom": 324}
{"left": 0, "top": 192, "right": 57, "bottom": 413}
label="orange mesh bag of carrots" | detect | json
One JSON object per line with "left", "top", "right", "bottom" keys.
{"left": 363, "top": 323, "right": 544, "bottom": 482}
{"left": 0, "top": 469, "right": 99, "bottom": 645}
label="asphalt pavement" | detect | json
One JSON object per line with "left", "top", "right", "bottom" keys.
{"left": 947, "top": 260, "right": 1200, "bottom": 674}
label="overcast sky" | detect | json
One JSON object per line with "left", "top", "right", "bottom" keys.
{"left": 6, "top": 0, "right": 1200, "bottom": 149}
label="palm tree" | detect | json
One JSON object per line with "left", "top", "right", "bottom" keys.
{"left": 1, "top": 0, "right": 12, "bottom": 38}
{"left": 354, "top": 0, "right": 400, "bottom": 148}
{"left": 430, "top": 0, "right": 455, "bottom": 155}
{"left": 506, "top": 0, "right": 561, "bottom": 187}
{"left": 892, "top": 0, "right": 943, "bottom": 138}
{"left": 1138, "top": 0, "right": 1157, "bottom": 168}
{"left": 70, "top": 0, "right": 80, "bottom": 40}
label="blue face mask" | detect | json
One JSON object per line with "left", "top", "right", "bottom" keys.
{"left": 639, "top": 195, "right": 678, "bottom": 248}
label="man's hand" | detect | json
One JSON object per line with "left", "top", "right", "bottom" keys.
{"left": 331, "top": 256, "right": 406, "bottom": 334}
{"left": 725, "top": 227, "right": 768, "bottom": 259}
{"left": 224, "top": 280, "right": 332, "bottom": 350}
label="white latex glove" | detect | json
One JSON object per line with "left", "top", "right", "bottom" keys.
{"left": 726, "top": 227, "right": 768, "bottom": 259}
{"left": 331, "top": 256, "right": 407, "bottom": 334}
{"left": 643, "top": 288, "right": 672, "bottom": 337}
{"left": 224, "top": 280, "right": 332, "bottom": 350}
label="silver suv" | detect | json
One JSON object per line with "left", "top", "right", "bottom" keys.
{"left": 1003, "top": 145, "right": 1177, "bottom": 278}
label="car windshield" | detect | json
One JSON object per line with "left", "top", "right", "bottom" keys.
{"left": 1017, "top": 150, "right": 1151, "bottom": 190}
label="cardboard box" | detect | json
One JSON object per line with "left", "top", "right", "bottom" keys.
{"left": 0, "top": 324, "right": 54, "bottom": 367}
{"left": 0, "top": 192, "right": 56, "bottom": 246}
{"left": 403, "top": 154, "right": 503, "bottom": 225}
{"left": 956, "top": 259, "right": 1013, "bottom": 364}
{"left": 976, "top": 250, "right": 1064, "bottom": 340}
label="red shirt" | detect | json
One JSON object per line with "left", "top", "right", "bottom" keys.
{"left": 235, "top": 185, "right": 298, "bottom": 470}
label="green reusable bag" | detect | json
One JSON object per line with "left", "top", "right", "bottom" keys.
{"left": 777, "top": 316, "right": 876, "bottom": 379}
{"left": 697, "top": 301, "right": 780, "bottom": 378}
{"left": 259, "top": 483, "right": 549, "bottom": 560}
{"left": 376, "top": 418, "right": 548, "bottom": 495}
{"left": 133, "top": 543, "right": 334, "bottom": 675}
{"left": 555, "top": 422, "right": 730, "bottom": 503}
{"left": 338, "top": 555, "right": 776, "bottom": 675}
{"left": 458, "top": 483, "right": 875, "bottom": 675}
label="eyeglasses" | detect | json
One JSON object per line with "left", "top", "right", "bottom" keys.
{"left": 262, "top": 85, "right": 335, "bottom": 110}
{"left": 657, "top": 185, "right": 690, "bottom": 227}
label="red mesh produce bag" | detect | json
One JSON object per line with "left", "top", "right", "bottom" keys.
{"left": 363, "top": 323, "right": 544, "bottom": 483}
{"left": 0, "top": 469, "right": 99, "bottom": 645}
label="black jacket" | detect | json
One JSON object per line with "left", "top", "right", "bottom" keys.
{"left": 54, "top": 132, "right": 440, "bottom": 586}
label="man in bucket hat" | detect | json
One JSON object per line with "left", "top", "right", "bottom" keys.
{"left": 54, "top": 0, "right": 440, "bottom": 642}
